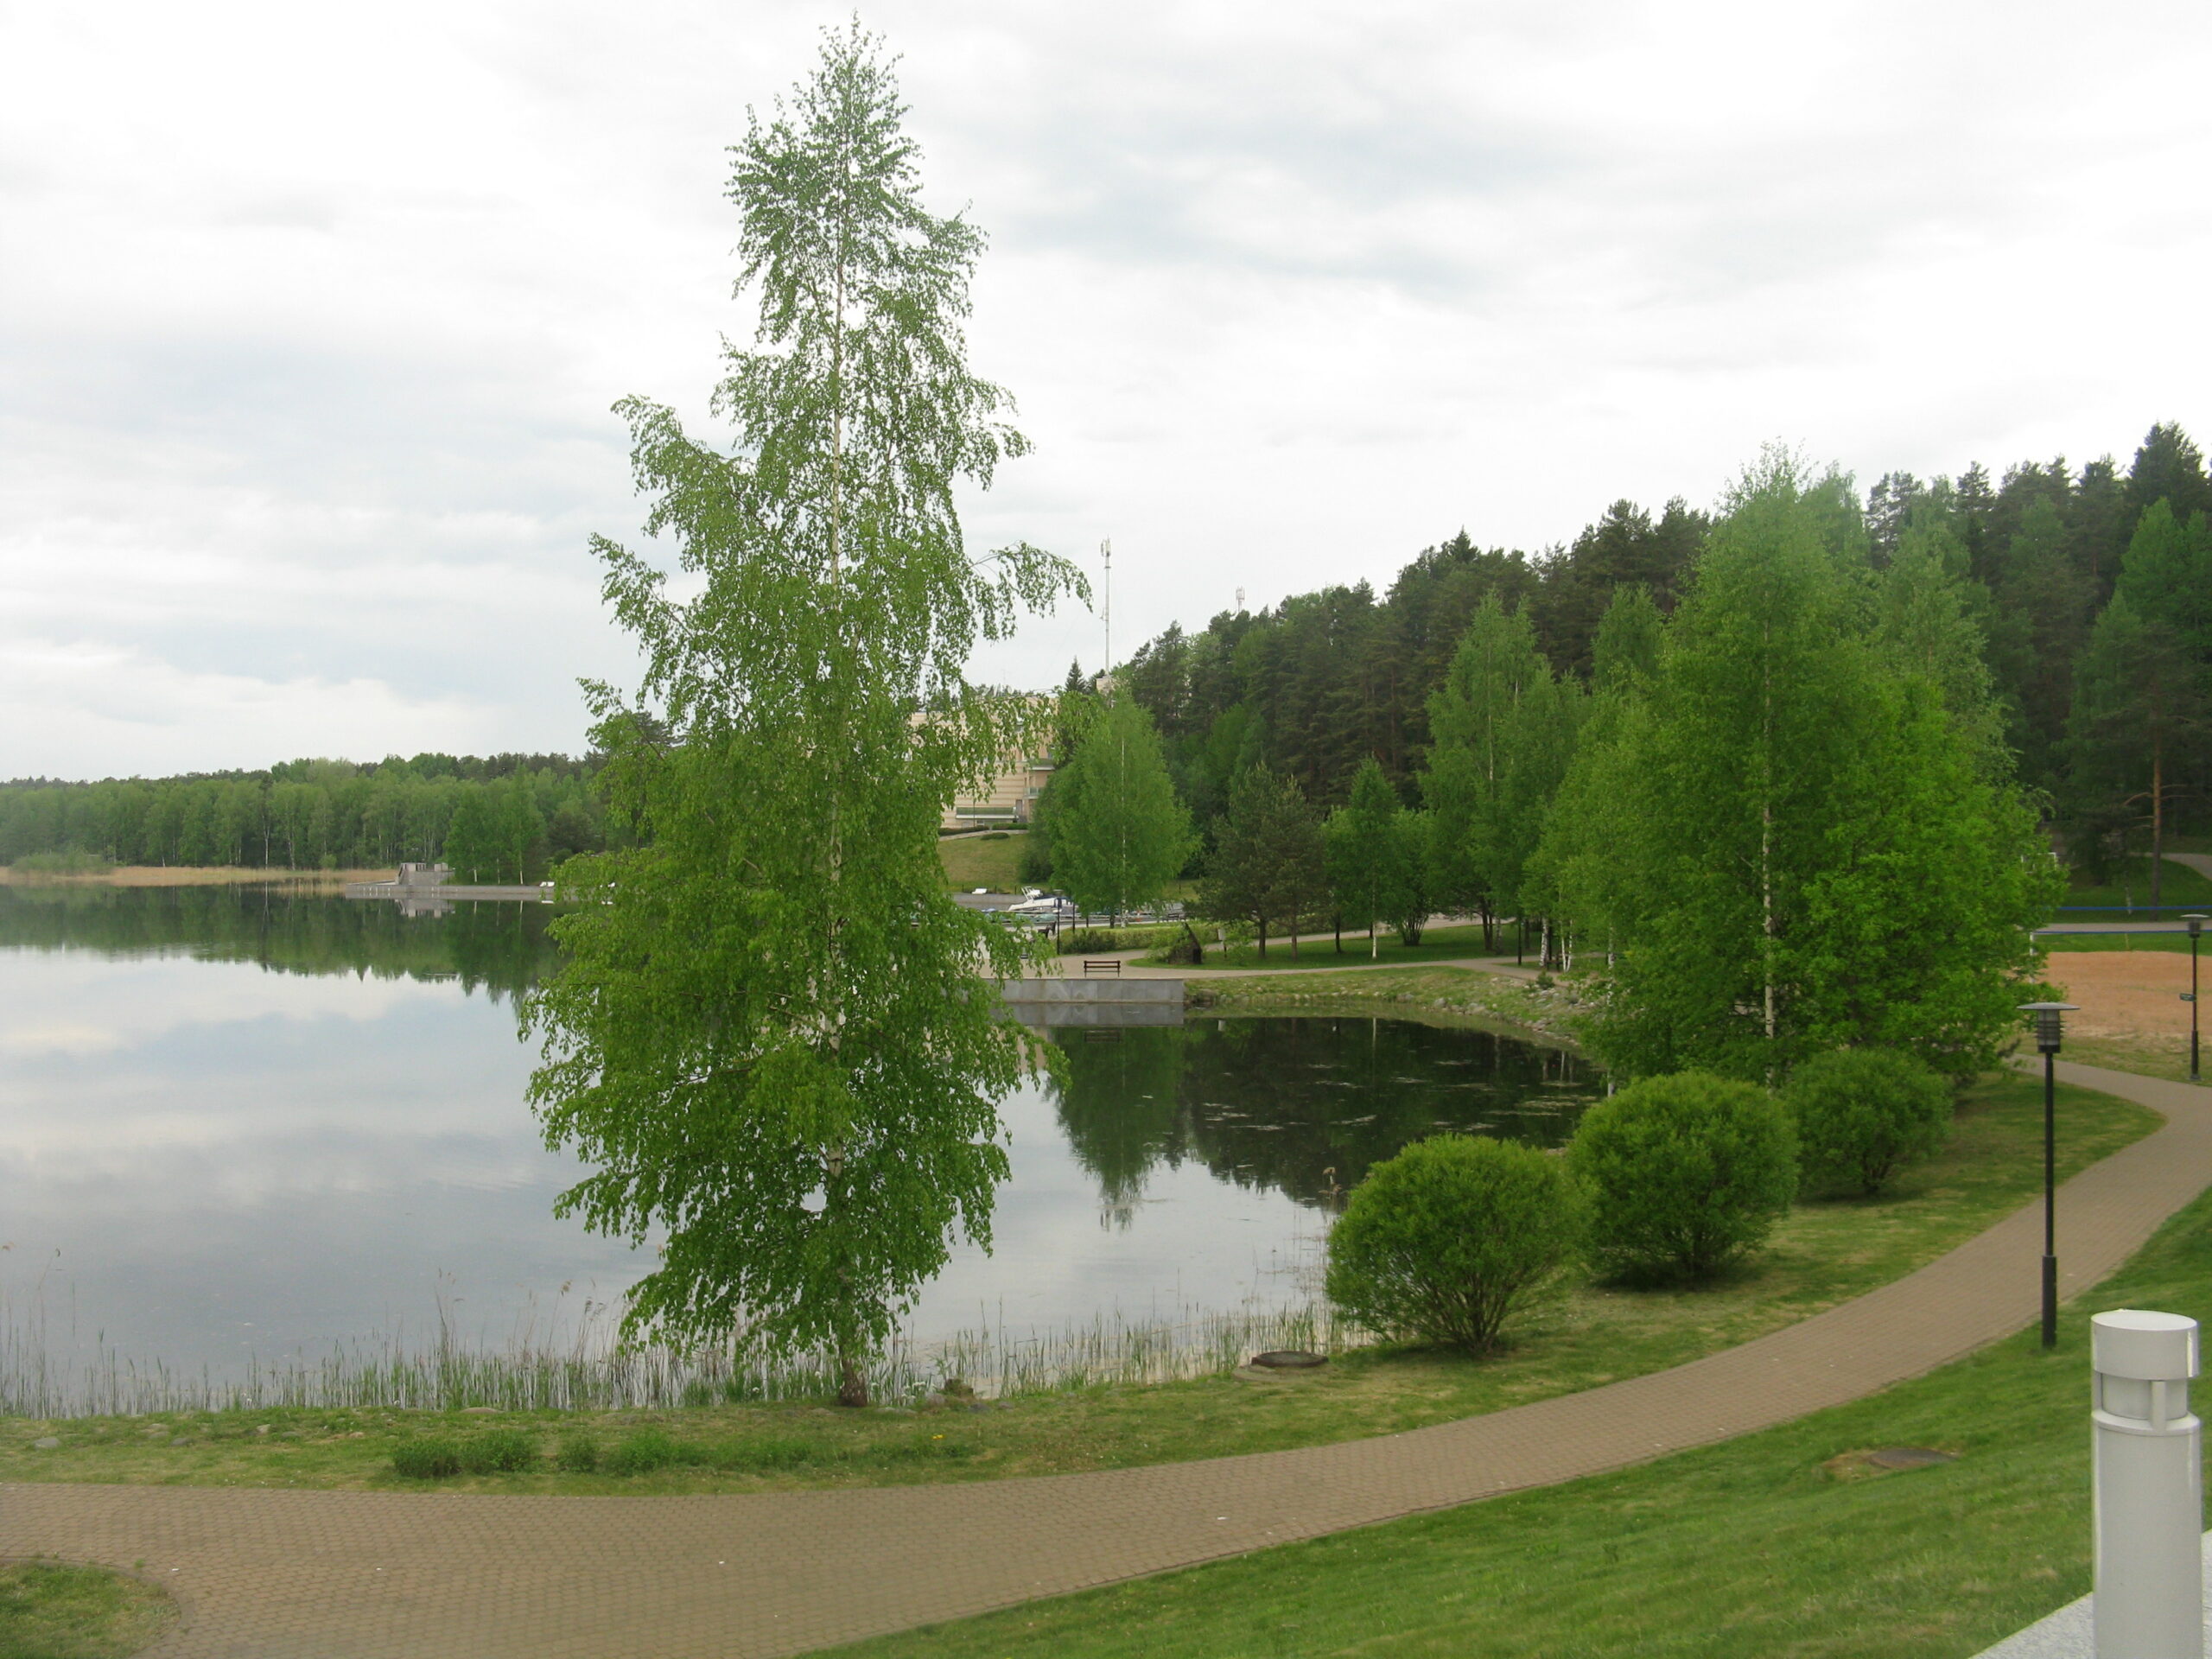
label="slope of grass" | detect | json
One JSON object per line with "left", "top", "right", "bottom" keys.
{"left": 2063, "top": 854, "right": 2212, "bottom": 913}
{"left": 1187, "top": 964, "right": 1574, "bottom": 1042}
{"left": 1, "top": 1077, "right": 2152, "bottom": 1497}
{"left": 937, "top": 832, "right": 1027, "bottom": 893}
{"left": 826, "top": 1179, "right": 2212, "bottom": 1659}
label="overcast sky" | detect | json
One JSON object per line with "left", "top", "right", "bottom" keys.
{"left": 4, "top": 0, "right": 2208, "bottom": 779}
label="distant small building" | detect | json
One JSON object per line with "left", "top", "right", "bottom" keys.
{"left": 395, "top": 862, "right": 451, "bottom": 887}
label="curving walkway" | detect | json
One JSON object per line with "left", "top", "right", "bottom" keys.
{"left": 6, "top": 1059, "right": 2211, "bottom": 1659}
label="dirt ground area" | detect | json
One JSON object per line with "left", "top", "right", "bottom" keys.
{"left": 2048, "top": 952, "right": 2201, "bottom": 1039}
{"left": 0, "top": 866, "right": 393, "bottom": 888}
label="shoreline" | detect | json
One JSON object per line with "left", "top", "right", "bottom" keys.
{"left": 0, "top": 865, "right": 397, "bottom": 890}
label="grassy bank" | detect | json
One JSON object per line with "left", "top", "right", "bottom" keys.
{"left": 823, "top": 1184, "right": 2212, "bottom": 1659}
{"left": 1163, "top": 923, "right": 1518, "bottom": 972}
{"left": 938, "top": 832, "right": 1027, "bottom": 893}
{"left": 1189, "top": 964, "right": 1576, "bottom": 1042}
{"left": 0, "top": 1561, "right": 175, "bottom": 1659}
{"left": 0, "top": 862, "right": 390, "bottom": 889}
{"left": 0, "top": 1075, "right": 2152, "bottom": 1497}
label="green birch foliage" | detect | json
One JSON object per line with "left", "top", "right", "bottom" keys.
{"left": 1324, "top": 757, "right": 1408, "bottom": 956}
{"left": 1049, "top": 694, "right": 1193, "bottom": 919}
{"left": 1590, "top": 582, "right": 1664, "bottom": 693}
{"left": 1587, "top": 455, "right": 2055, "bottom": 1082}
{"left": 1420, "top": 595, "right": 1522, "bottom": 920}
{"left": 521, "top": 25, "right": 1083, "bottom": 1402}
{"left": 1528, "top": 588, "right": 1665, "bottom": 957}
{"left": 1872, "top": 517, "right": 2009, "bottom": 768}
{"left": 1420, "top": 595, "right": 1577, "bottom": 922}
{"left": 1385, "top": 807, "right": 1435, "bottom": 945}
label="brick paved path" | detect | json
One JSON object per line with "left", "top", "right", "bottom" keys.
{"left": 5, "top": 1059, "right": 2207, "bottom": 1659}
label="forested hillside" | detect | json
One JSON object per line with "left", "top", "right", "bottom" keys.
{"left": 0, "top": 752, "right": 608, "bottom": 880}
{"left": 6, "top": 423, "right": 2204, "bottom": 888}
{"left": 1120, "top": 423, "right": 2209, "bottom": 867}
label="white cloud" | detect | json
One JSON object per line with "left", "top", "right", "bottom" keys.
{"left": 3, "top": 0, "right": 2209, "bottom": 772}
{"left": 0, "top": 639, "right": 499, "bottom": 778}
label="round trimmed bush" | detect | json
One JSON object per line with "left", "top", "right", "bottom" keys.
{"left": 1323, "top": 1134, "right": 1585, "bottom": 1352}
{"left": 1785, "top": 1048, "right": 1951, "bottom": 1196}
{"left": 1568, "top": 1071, "right": 1797, "bottom": 1282}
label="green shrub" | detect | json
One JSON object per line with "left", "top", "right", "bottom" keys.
{"left": 1785, "top": 1048, "right": 1952, "bottom": 1196}
{"left": 391, "top": 1439, "right": 461, "bottom": 1479}
{"left": 1323, "top": 1135, "right": 1585, "bottom": 1352}
{"left": 711, "top": 1433, "right": 826, "bottom": 1472}
{"left": 1569, "top": 1071, "right": 1797, "bottom": 1283}
{"left": 606, "top": 1427, "right": 684, "bottom": 1476}
{"left": 458, "top": 1428, "right": 537, "bottom": 1473}
{"left": 555, "top": 1433, "right": 600, "bottom": 1473}
{"left": 1062, "top": 928, "right": 1122, "bottom": 954}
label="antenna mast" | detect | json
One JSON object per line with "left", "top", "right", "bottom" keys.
{"left": 1101, "top": 538, "right": 1112, "bottom": 682}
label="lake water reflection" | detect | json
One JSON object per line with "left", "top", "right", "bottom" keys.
{"left": 0, "top": 886, "right": 1598, "bottom": 1380}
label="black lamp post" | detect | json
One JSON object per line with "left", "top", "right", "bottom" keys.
{"left": 2020, "top": 1001, "right": 2079, "bottom": 1349}
{"left": 2184, "top": 915, "right": 2206, "bottom": 1084}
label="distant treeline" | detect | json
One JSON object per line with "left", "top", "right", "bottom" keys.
{"left": 0, "top": 753, "right": 612, "bottom": 881}
{"left": 1120, "top": 422, "right": 2212, "bottom": 855}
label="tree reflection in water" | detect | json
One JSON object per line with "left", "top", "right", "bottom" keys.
{"left": 0, "top": 885, "right": 561, "bottom": 1004}
{"left": 1045, "top": 1016, "right": 1599, "bottom": 1224}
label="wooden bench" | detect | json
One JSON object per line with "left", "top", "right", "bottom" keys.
{"left": 1082, "top": 959, "right": 1121, "bottom": 977}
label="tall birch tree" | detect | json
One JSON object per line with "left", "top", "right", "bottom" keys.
{"left": 1586, "top": 456, "right": 2054, "bottom": 1080}
{"left": 1050, "top": 693, "right": 1193, "bottom": 923}
{"left": 522, "top": 26, "right": 1082, "bottom": 1407}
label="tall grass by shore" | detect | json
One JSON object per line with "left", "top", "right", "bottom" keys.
{"left": 1, "top": 1294, "right": 1346, "bottom": 1420}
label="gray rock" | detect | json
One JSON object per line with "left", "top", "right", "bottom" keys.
{"left": 32, "top": 1436, "right": 60, "bottom": 1450}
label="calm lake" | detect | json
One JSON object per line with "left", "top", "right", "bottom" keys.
{"left": 0, "top": 886, "right": 1599, "bottom": 1382}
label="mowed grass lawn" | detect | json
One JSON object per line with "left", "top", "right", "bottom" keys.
{"left": 0, "top": 1560, "right": 175, "bottom": 1659}
{"left": 0, "top": 1075, "right": 2152, "bottom": 1498}
{"left": 937, "top": 831, "right": 1027, "bottom": 893}
{"left": 827, "top": 1179, "right": 2212, "bottom": 1659}
{"left": 2059, "top": 854, "right": 2212, "bottom": 914}
{"left": 2041, "top": 932, "right": 2196, "bottom": 955}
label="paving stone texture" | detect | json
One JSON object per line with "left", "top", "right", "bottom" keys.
{"left": 4, "top": 1059, "right": 2208, "bottom": 1658}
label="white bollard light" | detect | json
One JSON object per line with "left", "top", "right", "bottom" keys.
{"left": 2094, "top": 1309, "right": 2203, "bottom": 1659}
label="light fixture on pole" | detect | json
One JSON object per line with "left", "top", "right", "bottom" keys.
{"left": 2021, "top": 1001, "right": 2079, "bottom": 1349}
{"left": 2184, "top": 915, "right": 2206, "bottom": 1084}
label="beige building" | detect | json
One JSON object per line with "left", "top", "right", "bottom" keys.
{"left": 941, "top": 751, "right": 1055, "bottom": 831}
